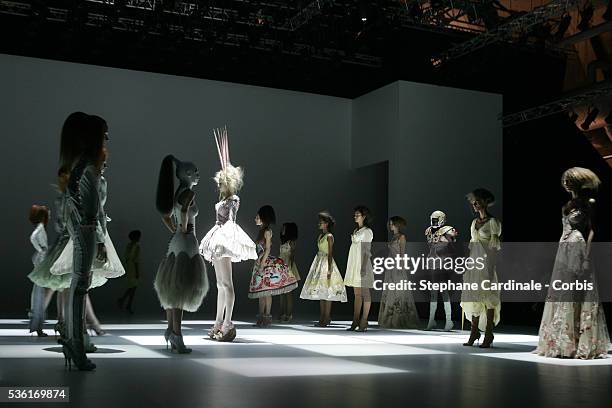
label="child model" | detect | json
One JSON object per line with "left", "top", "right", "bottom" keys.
{"left": 425, "top": 211, "right": 458, "bottom": 331}
{"left": 278, "top": 222, "right": 300, "bottom": 323}
{"left": 300, "top": 211, "right": 347, "bottom": 327}
{"left": 378, "top": 216, "right": 420, "bottom": 329}
{"left": 28, "top": 205, "right": 50, "bottom": 336}
{"left": 534, "top": 168, "right": 610, "bottom": 359}
{"left": 118, "top": 230, "right": 141, "bottom": 314}
{"left": 200, "top": 127, "right": 257, "bottom": 342}
{"left": 461, "top": 188, "right": 501, "bottom": 349}
{"left": 249, "top": 206, "right": 297, "bottom": 327}
{"left": 344, "top": 206, "right": 374, "bottom": 332}
{"left": 154, "top": 155, "right": 209, "bottom": 353}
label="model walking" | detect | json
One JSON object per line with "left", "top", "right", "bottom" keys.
{"left": 378, "top": 216, "right": 420, "bottom": 329}
{"left": 28, "top": 205, "right": 51, "bottom": 337}
{"left": 461, "top": 188, "right": 501, "bottom": 348}
{"left": 278, "top": 222, "right": 300, "bottom": 323}
{"left": 154, "top": 154, "right": 209, "bottom": 353}
{"left": 534, "top": 167, "right": 610, "bottom": 359}
{"left": 200, "top": 127, "right": 257, "bottom": 342}
{"left": 425, "top": 211, "right": 458, "bottom": 331}
{"left": 56, "top": 112, "right": 108, "bottom": 371}
{"left": 344, "top": 206, "right": 374, "bottom": 332}
{"left": 300, "top": 211, "right": 347, "bottom": 326}
{"left": 249, "top": 206, "right": 297, "bottom": 326}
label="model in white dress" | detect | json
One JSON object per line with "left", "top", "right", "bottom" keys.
{"left": 344, "top": 207, "right": 374, "bottom": 332}
{"left": 28, "top": 210, "right": 50, "bottom": 336}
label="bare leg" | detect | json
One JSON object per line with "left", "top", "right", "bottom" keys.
{"left": 85, "top": 295, "right": 101, "bottom": 329}
{"left": 56, "top": 290, "right": 66, "bottom": 322}
{"left": 318, "top": 301, "right": 325, "bottom": 325}
{"left": 213, "top": 259, "right": 227, "bottom": 328}
{"left": 43, "top": 289, "right": 55, "bottom": 311}
{"left": 324, "top": 301, "right": 332, "bottom": 325}
{"left": 172, "top": 309, "right": 183, "bottom": 335}
{"left": 361, "top": 288, "right": 371, "bottom": 328}
{"left": 219, "top": 259, "right": 235, "bottom": 328}
{"left": 286, "top": 293, "right": 294, "bottom": 318}
{"left": 166, "top": 309, "right": 173, "bottom": 333}
{"left": 258, "top": 298, "right": 266, "bottom": 317}
{"left": 264, "top": 296, "right": 272, "bottom": 316}
{"left": 352, "top": 287, "right": 363, "bottom": 325}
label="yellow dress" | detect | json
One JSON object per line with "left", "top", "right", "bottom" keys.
{"left": 299, "top": 234, "right": 347, "bottom": 302}
{"left": 279, "top": 241, "right": 301, "bottom": 281}
{"left": 460, "top": 217, "right": 502, "bottom": 331}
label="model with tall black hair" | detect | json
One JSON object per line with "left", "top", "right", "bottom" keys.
{"left": 56, "top": 112, "right": 107, "bottom": 371}
{"left": 249, "top": 205, "right": 298, "bottom": 327}
{"left": 199, "top": 127, "right": 257, "bottom": 342}
{"left": 344, "top": 206, "right": 375, "bottom": 332}
{"left": 534, "top": 168, "right": 610, "bottom": 359}
{"left": 278, "top": 222, "right": 300, "bottom": 323}
{"left": 461, "top": 188, "right": 501, "bottom": 348}
{"left": 300, "top": 211, "right": 347, "bottom": 327}
{"left": 154, "top": 154, "right": 209, "bottom": 353}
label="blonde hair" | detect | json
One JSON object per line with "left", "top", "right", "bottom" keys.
{"left": 561, "top": 167, "right": 601, "bottom": 193}
{"left": 214, "top": 164, "right": 244, "bottom": 197}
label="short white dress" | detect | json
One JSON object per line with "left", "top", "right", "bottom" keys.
{"left": 343, "top": 227, "right": 374, "bottom": 288}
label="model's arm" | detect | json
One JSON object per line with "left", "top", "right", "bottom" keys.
{"left": 398, "top": 234, "right": 406, "bottom": 257}
{"left": 327, "top": 234, "right": 334, "bottom": 280}
{"left": 179, "top": 190, "right": 195, "bottom": 233}
{"left": 259, "top": 229, "right": 272, "bottom": 271}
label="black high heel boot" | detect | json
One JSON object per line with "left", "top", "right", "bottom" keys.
{"left": 463, "top": 316, "right": 481, "bottom": 346}
{"left": 479, "top": 309, "right": 495, "bottom": 348}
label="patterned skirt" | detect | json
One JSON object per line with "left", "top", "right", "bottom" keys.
{"left": 248, "top": 256, "right": 298, "bottom": 298}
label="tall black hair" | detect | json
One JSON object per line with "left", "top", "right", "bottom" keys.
{"left": 156, "top": 155, "right": 176, "bottom": 215}
{"left": 353, "top": 205, "right": 373, "bottom": 229}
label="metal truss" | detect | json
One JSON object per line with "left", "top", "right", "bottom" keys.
{"left": 502, "top": 80, "right": 612, "bottom": 127}
{"left": 0, "top": 0, "right": 381, "bottom": 67}
{"left": 432, "top": 0, "right": 582, "bottom": 67}
{"left": 283, "top": 0, "right": 334, "bottom": 31}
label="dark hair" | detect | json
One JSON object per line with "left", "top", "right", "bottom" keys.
{"left": 318, "top": 211, "right": 335, "bottom": 234}
{"left": 29, "top": 205, "right": 49, "bottom": 225}
{"left": 389, "top": 216, "right": 406, "bottom": 230}
{"left": 59, "top": 112, "right": 107, "bottom": 170}
{"left": 353, "top": 205, "right": 372, "bottom": 229}
{"left": 156, "top": 155, "right": 176, "bottom": 215}
{"left": 257, "top": 205, "right": 276, "bottom": 242}
{"left": 281, "top": 222, "right": 298, "bottom": 244}
{"left": 128, "top": 230, "right": 142, "bottom": 241}
{"left": 466, "top": 188, "right": 495, "bottom": 207}
{"left": 57, "top": 165, "right": 70, "bottom": 177}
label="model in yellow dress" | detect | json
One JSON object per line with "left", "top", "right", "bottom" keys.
{"left": 300, "top": 211, "right": 347, "bottom": 327}
{"left": 461, "top": 188, "right": 501, "bottom": 349}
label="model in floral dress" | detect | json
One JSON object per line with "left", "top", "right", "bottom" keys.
{"left": 534, "top": 167, "right": 610, "bottom": 359}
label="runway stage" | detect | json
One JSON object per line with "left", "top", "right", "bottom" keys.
{"left": 0, "top": 319, "right": 610, "bottom": 408}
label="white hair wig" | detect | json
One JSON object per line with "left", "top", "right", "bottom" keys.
{"left": 214, "top": 163, "right": 244, "bottom": 196}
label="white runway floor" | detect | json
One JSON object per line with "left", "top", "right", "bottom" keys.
{"left": 0, "top": 319, "right": 610, "bottom": 408}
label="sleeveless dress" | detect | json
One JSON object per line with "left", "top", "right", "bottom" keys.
{"left": 248, "top": 232, "right": 298, "bottom": 298}
{"left": 154, "top": 193, "right": 209, "bottom": 312}
{"left": 534, "top": 209, "right": 610, "bottom": 359}
{"left": 28, "top": 190, "right": 70, "bottom": 291}
{"left": 279, "top": 241, "right": 301, "bottom": 281}
{"left": 460, "top": 217, "right": 502, "bottom": 331}
{"left": 378, "top": 236, "right": 420, "bottom": 329}
{"left": 343, "top": 227, "right": 374, "bottom": 288}
{"left": 300, "top": 234, "right": 347, "bottom": 302}
{"left": 28, "top": 222, "right": 49, "bottom": 332}
{"left": 50, "top": 176, "right": 125, "bottom": 289}
{"left": 199, "top": 195, "right": 257, "bottom": 262}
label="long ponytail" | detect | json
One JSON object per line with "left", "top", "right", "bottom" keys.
{"left": 156, "top": 155, "right": 176, "bottom": 215}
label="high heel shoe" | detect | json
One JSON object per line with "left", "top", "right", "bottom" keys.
{"left": 168, "top": 332, "right": 192, "bottom": 354}
{"left": 34, "top": 329, "right": 48, "bottom": 337}
{"left": 356, "top": 319, "right": 369, "bottom": 332}
{"left": 479, "top": 334, "right": 494, "bottom": 348}
{"left": 346, "top": 321, "right": 359, "bottom": 331}
{"left": 54, "top": 322, "right": 65, "bottom": 339}
{"left": 58, "top": 338, "right": 96, "bottom": 371}
{"left": 164, "top": 328, "right": 172, "bottom": 349}
{"left": 215, "top": 325, "right": 237, "bottom": 342}
{"left": 207, "top": 323, "right": 222, "bottom": 340}
{"left": 88, "top": 324, "right": 106, "bottom": 336}
{"left": 254, "top": 314, "right": 264, "bottom": 327}
{"left": 463, "top": 331, "right": 481, "bottom": 346}
{"left": 263, "top": 314, "right": 273, "bottom": 327}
